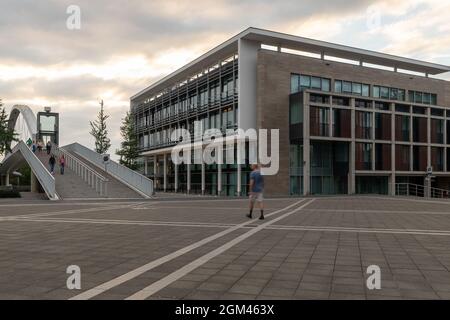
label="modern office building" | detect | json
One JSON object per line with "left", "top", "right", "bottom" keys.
{"left": 130, "top": 27, "right": 450, "bottom": 197}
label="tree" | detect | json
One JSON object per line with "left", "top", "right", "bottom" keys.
{"left": 116, "top": 111, "right": 139, "bottom": 170}
{"left": 0, "top": 99, "right": 18, "bottom": 156}
{"left": 90, "top": 100, "right": 111, "bottom": 154}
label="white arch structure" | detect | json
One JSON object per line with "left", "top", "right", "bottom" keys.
{"left": 8, "top": 104, "right": 37, "bottom": 140}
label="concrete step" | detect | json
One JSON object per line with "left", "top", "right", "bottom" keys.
{"left": 35, "top": 151, "right": 103, "bottom": 199}
{"left": 66, "top": 151, "right": 144, "bottom": 199}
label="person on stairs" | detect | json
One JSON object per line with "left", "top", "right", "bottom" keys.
{"left": 59, "top": 154, "right": 65, "bottom": 175}
{"left": 49, "top": 154, "right": 56, "bottom": 175}
{"left": 46, "top": 141, "right": 52, "bottom": 155}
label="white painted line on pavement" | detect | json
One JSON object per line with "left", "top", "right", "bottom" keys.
{"left": 302, "top": 209, "right": 450, "bottom": 215}
{"left": 267, "top": 224, "right": 450, "bottom": 236}
{"left": 69, "top": 199, "right": 305, "bottom": 300}
{"left": 125, "top": 199, "right": 316, "bottom": 300}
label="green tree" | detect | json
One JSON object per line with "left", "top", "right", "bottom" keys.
{"left": 0, "top": 99, "right": 18, "bottom": 156}
{"left": 90, "top": 100, "right": 111, "bottom": 154}
{"left": 116, "top": 111, "right": 139, "bottom": 170}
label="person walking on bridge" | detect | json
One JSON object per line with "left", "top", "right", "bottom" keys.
{"left": 246, "top": 164, "right": 265, "bottom": 220}
{"left": 49, "top": 154, "right": 56, "bottom": 175}
{"left": 59, "top": 154, "right": 65, "bottom": 175}
{"left": 46, "top": 141, "right": 52, "bottom": 155}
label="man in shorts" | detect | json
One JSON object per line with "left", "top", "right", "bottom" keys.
{"left": 247, "top": 164, "right": 264, "bottom": 220}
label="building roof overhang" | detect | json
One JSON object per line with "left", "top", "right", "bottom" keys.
{"left": 131, "top": 27, "right": 450, "bottom": 101}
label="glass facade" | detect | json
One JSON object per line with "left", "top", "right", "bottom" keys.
{"left": 291, "top": 73, "right": 331, "bottom": 94}
{"left": 133, "top": 55, "right": 238, "bottom": 152}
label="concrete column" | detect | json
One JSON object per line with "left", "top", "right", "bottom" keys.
{"left": 217, "top": 164, "right": 222, "bottom": 196}
{"left": 372, "top": 110, "right": 376, "bottom": 171}
{"left": 444, "top": 119, "right": 447, "bottom": 172}
{"left": 329, "top": 107, "right": 333, "bottom": 138}
{"left": 348, "top": 98, "right": 356, "bottom": 194}
{"left": 409, "top": 110, "right": 413, "bottom": 171}
{"left": 187, "top": 163, "right": 191, "bottom": 194}
{"left": 237, "top": 164, "right": 242, "bottom": 196}
{"left": 154, "top": 155, "right": 158, "bottom": 189}
{"left": 163, "top": 153, "right": 167, "bottom": 192}
{"left": 427, "top": 108, "right": 431, "bottom": 169}
{"left": 144, "top": 157, "right": 148, "bottom": 175}
{"left": 174, "top": 163, "right": 178, "bottom": 193}
{"left": 31, "top": 170, "right": 39, "bottom": 192}
{"left": 303, "top": 93, "right": 311, "bottom": 195}
{"left": 5, "top": 170, "right": 10, "bottom": 186}
{"left": 201, "top": 162, "right": 205, "bottom": 195}
{"left": 426, "top": 108, "right": 432, "bottom": 197}
{"left": 390, "top": 103, "right": 396, "bottom": 196}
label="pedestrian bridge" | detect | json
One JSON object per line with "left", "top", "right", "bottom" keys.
{"left": 0, "top": 105, "right": 154, "bottom": 200}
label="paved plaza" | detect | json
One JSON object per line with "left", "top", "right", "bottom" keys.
{"left": 1, "top": 195, "right": 450, "bottom": 300}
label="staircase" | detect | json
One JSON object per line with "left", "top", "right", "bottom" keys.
{"left": 36, "top": 144, "right": 147, "bottom": 200}
{"left": 64, "top": 151, "right": 142, "bottom": 199}
{"left": 35, "top": 150, "right": 103, "bottom": 199}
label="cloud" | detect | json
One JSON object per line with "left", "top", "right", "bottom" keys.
{"left": 0, "top": 0, "right": 449, "bottom": 159}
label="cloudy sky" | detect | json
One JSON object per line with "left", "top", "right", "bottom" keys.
{"left": 1, "top": 0, "right": 449, "bottom": 156}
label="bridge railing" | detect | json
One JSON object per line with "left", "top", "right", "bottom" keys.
{"left": 50, "top": 142, "right": 108, "bottom": 197}
{"left": 395, "top": 183, "right": 450, "bottom": 198}
{"left": 62, "top": 142, "right": 154, "bottom": 198}
{"left": 10, "top": 140, "right": 58, "bottom": 200}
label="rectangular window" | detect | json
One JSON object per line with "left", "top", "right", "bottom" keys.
{"left": 398, "top": 89, "right": 406, "bottom": 101}
{"left": 431, "top": 94, "right": 437, "bottom": 105}
{"left": 415, "top": 91, "right": 423, "bottom": 104}
{"left": 342, "top": 81, "right": 352, "bottom": 93}
{"left": 423, "top": 93, "right": 431, "bottom": 105}
{"left": 290, "top": 100, "right": 301, "bottom": 125}
{"left": 300, "top": 75, "right": 311, "bottom": 89}
{"left": 390, "top": 88, "right": 398, "bottom": 100}
{"left": 395, "top": 104, "right": 410, "bottom": 113}
{"left": 362, "top": 84, "right": 370, "bottom": 97}
{"left": 321, "top": 78, "right": 330, "bottom": 92}
{"left": 311, "top": 77, "right": 321, "bottom": 89}
{"left": 291, "top": 74, "right": 300, "bottom": 93}
{"left": 373, "top": 86, "right": 380, "bottom": 98}
{"left": 380, "top": 87, "right": 389, "bottom": 99}
{"left": 352, "top": 83, "right": 362, "bottom": 95}
{"left": 334, "top": 80, "right": 342, "bottom": 93}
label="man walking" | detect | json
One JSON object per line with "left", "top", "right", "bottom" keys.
{"left": 247, "top": 164, "right": 264, "bottom": 220}
{"left": 59, "top": 154, "right": 66, "bottom": 175}
{"left": 46, "top": 140, "right": 52, "bottom": 155}
{"left": 49, "top": 154, "right": 56, "bottom": 175}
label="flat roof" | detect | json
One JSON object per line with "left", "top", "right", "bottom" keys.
{"left": 131, "top": 27, "right": 450, "bottom": 101}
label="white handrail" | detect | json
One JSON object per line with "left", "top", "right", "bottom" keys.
{"left": 395, "top": 182, "right": 450, "bottom": 199}
{"left": 62, "top": 142, "right": 153, "bottom": 198}
{"left": 50, "top": 142, "right": 108, "bottom": 196}
{"left": 4, "top": 140, "right": 58, "bottom": 200}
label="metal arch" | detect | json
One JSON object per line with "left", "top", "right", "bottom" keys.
{"left": 8, "top": 105, "right": 37, "bottom": 139}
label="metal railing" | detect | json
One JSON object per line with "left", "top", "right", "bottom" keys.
{"left": 62, "top": 142, "right": 154, "bottom": 198}
{"left": 5, "top": 140, "right": 58, "bottom": 200}
{"left": 50, "top": 142, "right": 108, "bottom": 196}
{"left": 395, "top": 183, "right": 450, "bottom": 199}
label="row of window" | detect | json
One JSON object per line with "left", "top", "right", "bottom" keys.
{"left": 136, "top": 76, "right": 237, "bottom": 128}
{"left": 373, "top": 86, "right": 406, "bottom": 101}
{"left": 409, "top": 90, "right": 437, "bottom": 105}
{"left": 309, "top": 107, "right": 447, "bottom": 143}
{"left": 291, "top": 74, "right": 331, "bottom": 94}
{"left": 290, "top": 74, "right": 438, "bottom": 105}
{"left": 138, "top": 108, "right": 237, "bottom": 149}
{"left": 335, "top": 80, "right": 370, "bottom": 97}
